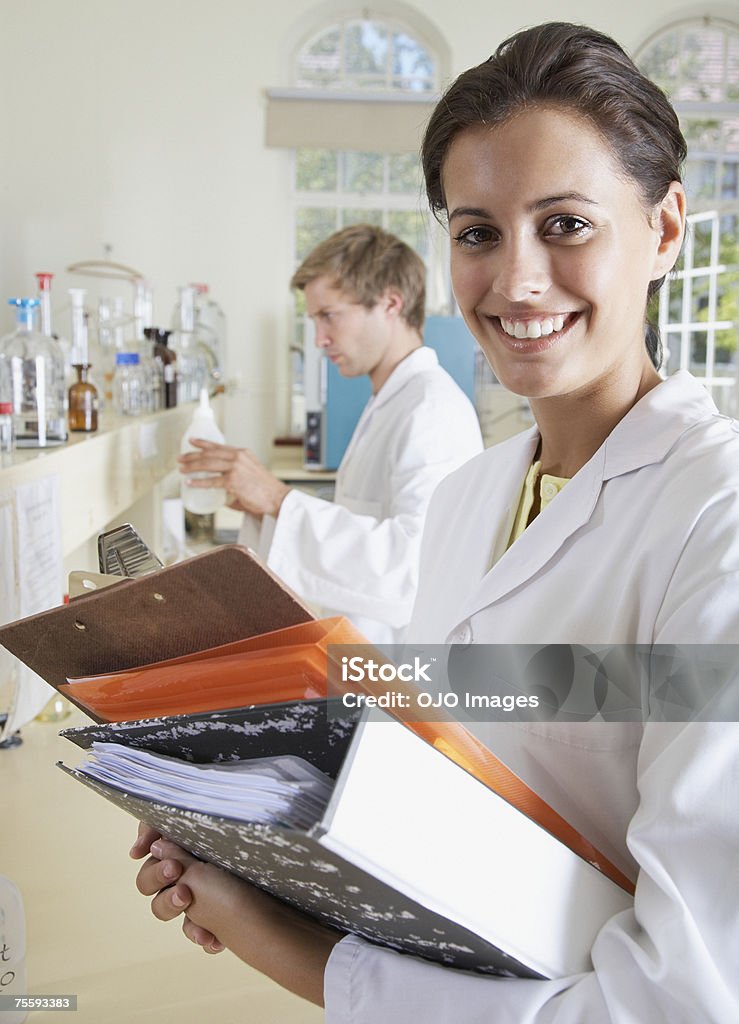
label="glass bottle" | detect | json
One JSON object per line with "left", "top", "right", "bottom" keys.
{"left": 0, "top": 401, "right": 13, "bottom": 463}
{"left": 113, "top": 351, "right": 146, "bottom": 416}
{"left": 145, "top": 327, "right": 177, "bottom": 409}
{"left": 68, "top": 364, "right": 98, "bottom": 432}
{"left": 171, "top": 286, "right": 210, "bottom": 403}
{"left": 36, "top": 271, "right": 72, "bottom": 381}
{"left": 192, "top": 282, "right": 225, "bottom": 386}
{"left": 0, "top": 298, "right": 67, "bottom": 447}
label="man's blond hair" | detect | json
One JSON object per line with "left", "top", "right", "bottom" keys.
{"left": 291, "top": 224, "right": 425, "bottom": 331}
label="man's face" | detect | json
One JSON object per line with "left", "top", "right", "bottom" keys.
{"left": 303, "top": 277, "right": 393, "bottom": 379}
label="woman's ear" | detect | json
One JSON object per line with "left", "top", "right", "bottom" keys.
{"left": 651, "top": 181, "right": 687, "bottom": 281}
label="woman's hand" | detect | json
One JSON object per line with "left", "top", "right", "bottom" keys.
{"left": 131, "top": 826, "right": 225, "bottom": 953}
{"left": 130, "top": 824, "right": 342, "bottom": 1005}
{"left": 178, "top": 440, "right": 290, "bottom": 518}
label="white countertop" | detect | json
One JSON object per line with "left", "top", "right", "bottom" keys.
{"left": 0, "top": 710, "right": 324, "bottom": 1023}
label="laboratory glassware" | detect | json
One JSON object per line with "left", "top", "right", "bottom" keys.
{"left": 113, "top": 351, "right": 146, "bottom": 416}
{"left": 0, "top": 298, "right": 67, "bottom": 447}
{"left": 68, "top": 364, "right": 98, "bottom": 432}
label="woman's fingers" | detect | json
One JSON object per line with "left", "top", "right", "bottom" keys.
{"left": 150, "top": 882, "right": 194, "bottom": 922}
{"left": 135, "top": 854, "right": 184, "bottom": 896}
{"left": 182, "top": 916, "right": 225, "bottom": 953}
{"left": 129, "top": 822, "right": 161, "bottom": 859}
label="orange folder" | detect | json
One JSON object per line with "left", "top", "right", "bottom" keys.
{"left": 65, "top": 617, "right": 366, "bottom": 722}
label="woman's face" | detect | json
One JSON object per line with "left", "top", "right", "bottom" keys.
{"left": 442, "top": 106, "right": 680, "bottom": 400}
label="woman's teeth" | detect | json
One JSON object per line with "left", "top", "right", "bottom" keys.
{"left": 500, "top": 315, "right": 567, "bottom": 339}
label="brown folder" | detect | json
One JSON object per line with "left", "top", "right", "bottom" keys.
{"left": 0, "top": 545, "right": 314, "bottom": 721}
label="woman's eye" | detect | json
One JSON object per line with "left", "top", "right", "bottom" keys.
{"left": 545, "top": 215, "right": 592, "bottom": 238}
{"left": 452, "top": 226, "right": 497, "bottom": 248}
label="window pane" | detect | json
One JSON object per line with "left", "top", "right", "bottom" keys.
{"left": 345, "top": 21, "right": 388, "bottom": 78}
{"left": 296, "top": 150, "right": 338, "bottom": 192}
{"left": 341, "top": 209, "right": 383, "bottom": 228}
{"left": 388, "top": 153, "right": 422, "bottom": 193}
{"left": 638, "top": 22, "right": 739, "bottom": 104}
{"left": 387, "top": 210, "right": 429, "bottom": 259}
{"left": 296, "top": 28, "right": 342, "bottom": 87}
{"left": 296, "top": 208, "right": 338, "bottom": 261}
{"left": 341, "top": 152, "right": 384, "bottom": 193}
{"left": 691, "top": 219, "right": 715, "bottom": 266}
{"left": 728, "top": 36, "right": 739, "bottom": 101}
{"left": 681, "top": 28, "right": 724, "bottom": 102}
{"left": 685, "top": 159, "right": 717, "bottom": 202}
{"left": 392, "top": 31, "right": 435, "bottom": 90}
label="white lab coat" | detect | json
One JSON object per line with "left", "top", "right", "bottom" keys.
{"left": 242, "top": 347, "right": 483, "bottom": 644}
{"left": 324, "top": 371, "right": 739, "bottom": 1023}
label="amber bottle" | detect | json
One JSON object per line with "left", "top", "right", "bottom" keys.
{"left": 68, "top": 363, "right": 98, "bottom": 432}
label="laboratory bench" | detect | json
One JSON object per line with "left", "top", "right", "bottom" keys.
{"left": 0, "top": 709, "right": 324, "bottom": 1023}
{"left": 0, "top": 401, "right": 216, "bottom": 582}
{"left": 0, "top": 408, "right": 327, "bottom": 1021}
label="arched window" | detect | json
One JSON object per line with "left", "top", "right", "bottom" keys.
{"left": 266, "top": 9, "right": 447, "bottom": 431}
{"left": 287, "top": 13, "right": 442, "bottom": 275}
{"left": 294, "top": 17, "right": 436, "bottom": 92}
{"left": 637, "top": 18, "right": 739, "bottom": 412}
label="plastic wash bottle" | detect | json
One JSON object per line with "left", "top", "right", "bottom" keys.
{"left": 180, "top": 389, "right": 227, "bottom": 514}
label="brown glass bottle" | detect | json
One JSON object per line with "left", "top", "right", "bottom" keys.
{"left": 68, "top": 363, "right": 98, "bottom": 432}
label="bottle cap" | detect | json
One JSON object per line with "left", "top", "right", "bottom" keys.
{"left": 115, "top": 352, "right": 140, "bottom": 365}
{"left": 0, "top": 402, "right": 12, "bottom": 415}
{"left": 7, "top": 298, "right": 40, "bottom": 309}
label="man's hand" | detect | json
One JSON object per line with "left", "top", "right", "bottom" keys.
{"left": 178, "top": 440, "right": 290, "bottom": 518}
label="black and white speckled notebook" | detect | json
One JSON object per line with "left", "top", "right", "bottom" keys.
{"left": 58, "top": 699, "right": 632, "bottom": 980}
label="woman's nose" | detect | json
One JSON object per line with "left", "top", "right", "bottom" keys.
{"left": 492, "top": 241, "right": 550, "bottom": 302}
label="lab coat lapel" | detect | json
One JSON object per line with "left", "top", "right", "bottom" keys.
{"left": 444, "top": 428, "right": 541, "bottom": 599}
{"left": 458, "top": 444, "right": 606, "bottom": 622}
{"left": 455, "top": 371, "right": 719, "bottom": 625}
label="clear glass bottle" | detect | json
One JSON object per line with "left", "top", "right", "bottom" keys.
{"left": 171, "top": 286, "right": 209, "bottom": 403}
{"left": 68, "top": 364, "right": 98, "bottom": 432}
{"left": 113, "top": 351, "right": 146, "bottom": 416}
{"left": 36, "top": 271, "right": 72, "bottom": 381}
{"left": 0, "top": 298, "right": 67, "bottom": 447}
{"left": 192, "top": 282, "right": 225, "bottom": 385}
{"left": 0, "top": 401, "right": 14, "bottom": 463}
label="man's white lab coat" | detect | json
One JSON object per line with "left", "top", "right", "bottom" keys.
{"left": 325, "top": 371, "right": 739, "bottom": 1023}
{"left": 242, "top": 346, "right": 483, "bottom": 644}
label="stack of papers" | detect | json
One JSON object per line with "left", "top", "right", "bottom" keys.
{"left": 78, "top": 743, "right": 334, "bottom": 830}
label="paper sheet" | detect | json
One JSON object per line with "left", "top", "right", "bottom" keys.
{"left": 0, "top": 477, "right": 63, "bottom": 740}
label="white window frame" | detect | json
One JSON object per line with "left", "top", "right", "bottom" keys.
{"left": 637, "top": 18, "right": 739, "bottom": 412}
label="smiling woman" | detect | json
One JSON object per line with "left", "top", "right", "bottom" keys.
{"left": 131, "top": 23, "right": 739, "bottom": 1024}
{"left": 322, "top": 21, "right": 739, "bottom": 1023}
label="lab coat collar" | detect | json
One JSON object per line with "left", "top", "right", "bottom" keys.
{"left": 371, "top": 346, "right": 439, "bottom": 411}
{"left": 455, "top": 371, "right": 719, "bottom": 624}
{"left": 601, "top": 370, "right": 719, "bottom": 480}
{"left": 339, "top": 348, "right": 440, "bottom": 469}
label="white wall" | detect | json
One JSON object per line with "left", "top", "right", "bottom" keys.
{"left": 1, "top": 0, "right": 733, "bottom": 455}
